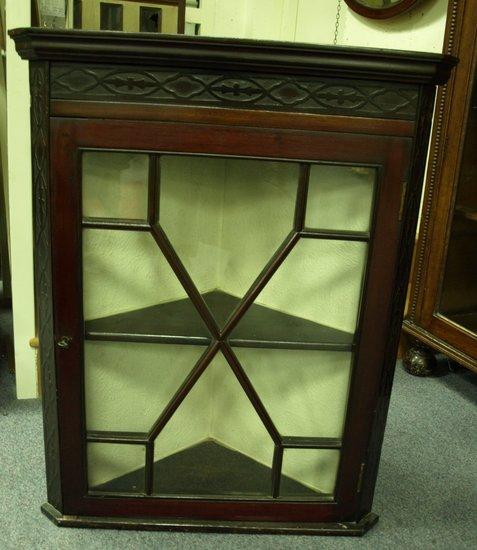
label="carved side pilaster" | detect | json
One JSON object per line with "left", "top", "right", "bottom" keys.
{"left": 358, "top": 84, "right": 438, "bottom": 515}
{"left": 30, "top": 60, "right": 62, "bottom": 510}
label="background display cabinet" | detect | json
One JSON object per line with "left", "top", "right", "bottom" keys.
{"left": 72, "top": 1, "right": 186, "bottom": 34}
{"left": 11, "top": 28, "right": 454, "bottom": 535}
{"left": 403, "top": 0, "right": 477, "bottom": 375}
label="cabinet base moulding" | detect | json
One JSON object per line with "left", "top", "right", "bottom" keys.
{"left": 41, "top": 503, "right": 379, "bottom": 536}
{"left": 402, "top": 320, "right": 477, "bottom": 374}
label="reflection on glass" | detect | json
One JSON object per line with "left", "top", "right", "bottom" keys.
{"left": 159, "top": 155, "right": 298, "bottom": 325}
{"left": 306, "top": 165, "right": 376, "bottom": 232}
{"left": 153, "top": 353, "right": 275, "bottom": 497}
{"left": 82, "top": 152, "right": 149, "bottom": 220}
{"left": 88, "top": 443, "right": 145, "bottom": 493}
{"left": 439, "top": 71, "right": 477, "bottom": 333}
{"left": 280, "top": 449, "right": 340, "bottom": 497}
{"left": 236, "top": 348, "right": 352, "bottom": 438}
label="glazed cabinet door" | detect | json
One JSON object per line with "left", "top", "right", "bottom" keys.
{"left": 49, "top": 117, "right": 410, "bottom": 522}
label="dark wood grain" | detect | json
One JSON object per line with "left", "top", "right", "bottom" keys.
{"left": 41, "top": 502, "right": 379, "bottom": 535}
{"left": 403, "top": 0, "right": 477, "bottom": 373}
{"left": 300, "top": 229, "right": 369, "bottom": 241}
{"left": 282, "top": 437, "right": 342, "bottom": 449}
{"left": 356, "top": 86, "right": 433, "bottom": 518}
{"left": 87, "top": 431, "right": 148, "bottom": 444}
{"left": 82, "top": 217, "right": 150, "bottom": 230}
{"left": 29, "top": 60, "right": 63, "bottom": 512}
{"left": 47, "top": 62, "right": 421, "bottom": 120}
{"left": 10, "top": 28, "right": 456, "bottom": 84}
{"left": 50, "top": 101, "right": 416, "bottom": 137}
{"left": 48, "top": 116, "right": 414, "bottom": 524}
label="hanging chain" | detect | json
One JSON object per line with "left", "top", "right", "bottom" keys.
{"left": 333, "top": 0, "right": 342, "bottom": 46}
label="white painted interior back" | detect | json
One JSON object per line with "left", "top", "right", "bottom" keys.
{"left": 84, "top": 152, "right": 366, "bottom": 493}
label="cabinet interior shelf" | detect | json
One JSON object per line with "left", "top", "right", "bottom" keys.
{"left": 85, "top": 290, "right": 354, "bottom": 351}
{"left": 90, "top": 440, "right": 331, "bottom": 500}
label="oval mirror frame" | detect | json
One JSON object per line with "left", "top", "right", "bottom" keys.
{"left": 344, "top": 0, "right": 423, "bottom": 20}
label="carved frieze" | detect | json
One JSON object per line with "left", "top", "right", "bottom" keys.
{"left": 51, "top": 64, "right": 419, "bottom": 120}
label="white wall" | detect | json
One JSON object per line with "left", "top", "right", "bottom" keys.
{"left": 336, "top": 0, "right": 448, "bottom": 52}
{"left": 188, "top": 0, "right": 447, "bottom": 51}
{"left": 1, "top": 0, "right": 8, "bottom": 217}
{"left": 5, "top": 0, "right": 36, "bottom": 399}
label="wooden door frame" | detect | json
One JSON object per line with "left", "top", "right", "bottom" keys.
{"left": 403, "top": 0, "right": 477, "bottom": 371}
{"left": 49, "top": 116, "right": 410, "bottom": 522}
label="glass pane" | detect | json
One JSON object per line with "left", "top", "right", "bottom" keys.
{"left": 438, "top": 70, "right": 477, "bottom": 333}
{"left": 80, "top": 151, "right": 374, "bottom": 503}
{"left": 305, "top": 165, "right": 376, "bottom": 232}
{"left": 233, "top": 238, "right": 368, "bottom": 342}
{"left": 82, "top": 229, "right": 209, "bottom": 341}
{"left": 80, "top": 1, "right": 179, "bottom": 33}
{"left": 88, "top": 443, "right": 145, "bottom": 494}
{"left": 153, "top": 352, "right": 275, "bottom": 497}
{"left": 155, "top": 5, "right": 179, "bottom": 34}
{"left": 235, "top": 348, "right": 352, "bottom": 438}
{"left": 100, "top": 3, "right": 123, "bottom": 31}
{"left": 84, "top": 341, "right": 206, "bottom": 433}
{"left": 280, "top": 449, "right": 340, "bottom": 497}
{"left": 82, "top": 151, "right": 149, "bottom": 220}
{"left": 158, "top": 155, "right": 298, "bottom": 326}
{"left": 185, "top": 22, "right": 200, "bottom": 36}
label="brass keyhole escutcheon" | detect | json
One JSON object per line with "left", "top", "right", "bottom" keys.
{"left": 57, "top": 336, "right": 73, "bottom": 349}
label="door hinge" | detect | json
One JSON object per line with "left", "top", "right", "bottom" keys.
{"left": 357, "top": 462, "right": 366, "bottom": 493}
{"left": 399, "top": 181, "right": 408, "bottom": 222}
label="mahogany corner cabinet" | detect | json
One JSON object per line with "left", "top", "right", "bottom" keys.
{"left": 11, "top": 28, "right": 455, "bottom": 536}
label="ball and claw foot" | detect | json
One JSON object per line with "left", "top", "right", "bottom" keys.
{"left": 403, "top": 345, "right": 437, "bottom": 376}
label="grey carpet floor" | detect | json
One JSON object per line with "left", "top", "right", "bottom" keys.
{"left": 0, "top": 331, "right": 476, "bottom": 548}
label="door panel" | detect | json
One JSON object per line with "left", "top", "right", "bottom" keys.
{"left": 50, "top": 117, "right": 410, "bottom": 520}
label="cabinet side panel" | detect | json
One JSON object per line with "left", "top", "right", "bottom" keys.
{"left": 30, "top": 61, "right": 63, "bottom": 511}
{"left": 358, "top": 84, "right": 437, "bottom": 516}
